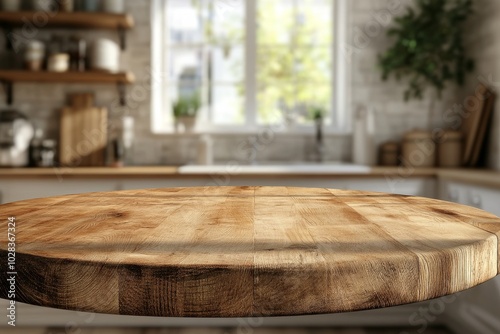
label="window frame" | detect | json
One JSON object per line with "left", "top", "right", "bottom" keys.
{"left": 151, "top": 0, "right": 349, "bottom": 134}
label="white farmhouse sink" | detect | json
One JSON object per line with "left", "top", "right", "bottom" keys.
{"left": 178, "top": 162, "right": 372, "bottom": 175}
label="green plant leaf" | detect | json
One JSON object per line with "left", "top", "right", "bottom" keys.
{"left": 377, "top": 0, "right": 474, "bottom": 101}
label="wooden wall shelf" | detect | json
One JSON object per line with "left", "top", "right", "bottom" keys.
{"left": 0, "top": 11, "right": 136, "bottom": 104}
{"left": 0, "top": 70, "right": 135, "bottom": 84}
{"left": 0, "top": 11, "right": 134, "bottom": 30}
{"left": 0, "top": 11, "right": 134, "bottom": 49}
{"left": 0, "top": 71, "right": 135, "bottom": 105}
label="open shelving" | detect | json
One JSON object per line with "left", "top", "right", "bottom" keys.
{"left": 0, "top": 11, "right": 136, "bottom": 105}
{"left": 0, "top": 11, "right": 134, "bottom": 49}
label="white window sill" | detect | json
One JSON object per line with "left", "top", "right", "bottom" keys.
{"left": 150, "top": 126, "right": 352, "bottom": 137}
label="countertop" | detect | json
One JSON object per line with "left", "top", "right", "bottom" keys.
{"left": 1, "top": 166, "right": 500, "bottom": 189}
{"left": 0, "top": 166, "right": 179, "bottom": 178}
{"left": 0, "top": 166, "right": 439, "bottom": 178}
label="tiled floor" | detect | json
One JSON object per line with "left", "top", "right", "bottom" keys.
{"left": 1, "top": 327, "right": 453, "bottom": 334}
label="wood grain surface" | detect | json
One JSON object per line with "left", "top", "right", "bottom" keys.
{"left": 0, "top": 187, "right": 499, "bottom": 317}
{"left": 0, "top": 71, "right": 135, "bottom": 84}
{"left": 0, "top": 11, "right": 134, "bottom": 30}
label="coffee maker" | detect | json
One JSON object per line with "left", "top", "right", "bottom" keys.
{"left": 0, "top": 109, "right": 34, "bottom": 167}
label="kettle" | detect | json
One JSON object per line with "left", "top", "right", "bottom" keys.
{"left": 0, "top": 109, "right": 34, "bottom": 167}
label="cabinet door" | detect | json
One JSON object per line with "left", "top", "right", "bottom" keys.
{"left": 467, "top": 186, "right": 500, "bottom": 217}
{"left": 122, "top": 178, "right": 352, "bottom": 190}
{"left": 347, "top": 178, "right": 436, "bottom": 197}
{"left": 439, "top": 180, "right": 468, "bottom": 205}
{"left": 439, "top": 180, "right": 500, "bottom": 216}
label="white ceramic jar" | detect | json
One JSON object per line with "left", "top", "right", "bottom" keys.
{"left": 47, "top": 53, "right": 70, "bottom": 72}
{"left": 101, "top": 0, "right": 124, "bottom": 13}
{"left": 90, "top": 38, "right": 120, "bottom": 72}
{"left": 24, "top": 40, "right": 45, "bottom": 71}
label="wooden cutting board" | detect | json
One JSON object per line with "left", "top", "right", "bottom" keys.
{"left": 1, "top": 187, "right": 499, "bottom": 317}
{"left": 469, "top": 87, "right": 496, "bottom": 167}
{"left": 462, "top": 84, "right": 490, "bottom": 165}
{"left": 59, "top": 93, "right": 108, "bottom": 167}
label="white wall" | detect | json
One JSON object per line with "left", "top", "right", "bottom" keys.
{"left": 348, "top": 0, "right": 460, "bottom": 147}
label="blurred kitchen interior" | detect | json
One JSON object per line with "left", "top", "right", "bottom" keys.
{"left": 0, "top": 0, "right": 500, "bottom": 333}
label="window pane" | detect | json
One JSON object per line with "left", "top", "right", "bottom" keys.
{"left": 294, "top": 47, "right": 331, "bottom": 84}
{"left": 256, "top": 0, "right": 333, "bottom": 126}
{"left": 168, "top": 48, "right": 204, "bottom": 86}
{"left": 160, "top": 0, "right": 334, "bottom": 129}
{"left": 258, "top": 0, "right": 332, "bottom": 47}
{"left": 257, "top": 46, "right": 331, "bottom": 83}
{"left": 212, "top": 0, "right": 245, "bottom": 45}
{"left": 211, "top": 84, "right": 245, "bottom": 125}
{"left": 212, "top": 45, "right": 244, "bottom": 83}
{"left": 168, "top": 0, "right": 206, "bottom": 44}
{"left": 296, "top": 0, "right": 333, "bottom": 46}
{"left": 165, "top": 0, "right": 246, "bottom": 128}
{"left": 256, "top": 46, "right": 295, "bottom": 82}
{"left": 258, "top": 0, "right": 294, "bottom": 46}
{"left": 294, "top": 83, "right": 331, "bottom": 123}
{"left": 257, "top": 81, "right": 331, "bottom": 125}
{"left": 257, "top": 80, "right": 295, "bottom": 125}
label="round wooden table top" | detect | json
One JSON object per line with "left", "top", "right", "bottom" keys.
{"left": 1, "top": 186, "right": 500, "bottom": 318}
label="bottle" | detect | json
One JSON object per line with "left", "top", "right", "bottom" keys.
{"left": 69, "top": 36, "right": 87, "bottom": 71}
{"left": 197, "top": 134, "right": 213, "bottom": 165}
{"left": 39, "top": 139, "right": 56, "bottom": 167}
{"left": 77, "top": 38, "right": 87, "bottom": 71}
{"left": 29, "top": 128, "right": 44, "bottom": 167}
{"left": 352, "top": 105, "right": 376, "bottom": 166}
{"left": 24, "top": 40, "right": 45, "bottom": 71}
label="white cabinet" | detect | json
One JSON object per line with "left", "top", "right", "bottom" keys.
{"left": 347, "top": 178, "right": 436, "bottom": 198}
{"left": 1, "top": 176, "right": 438, "bottom": 204}
{"left": 439, "top": 179, "right": 500, "bottom": 334}
{"left": 439, "top": 180, "right": 500, "bottom": 216}
{"left": 122, "top": 177, "right": 436, "bottom": 197}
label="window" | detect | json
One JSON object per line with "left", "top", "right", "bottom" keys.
{"left": 152, "top": 0, "right": 348, "bottom": 133}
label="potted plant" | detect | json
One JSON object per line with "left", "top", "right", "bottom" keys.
{"left": 378, "top": 0, "right": 474, "bottom": 101}
{"left": 307, "top": 104, "right": 326, "bottom": 162}
{"left": 173, "top": 93, "right": 201, "bottom": 133}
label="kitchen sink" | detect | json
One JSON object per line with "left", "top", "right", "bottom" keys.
{"left": 178, "top": 162, "right": 372, "bottom": 174}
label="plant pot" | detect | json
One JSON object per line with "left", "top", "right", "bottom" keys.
{"left": 177, "top": 116, "right": 196, "bottom": 133}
